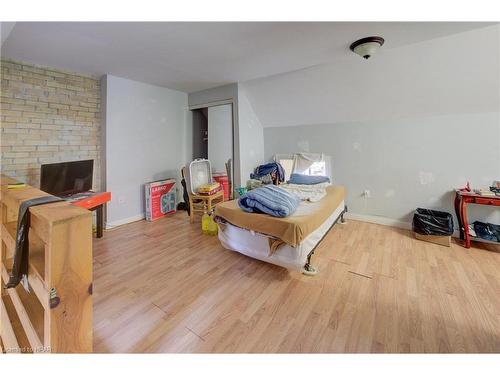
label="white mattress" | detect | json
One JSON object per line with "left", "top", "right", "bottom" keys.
{"left": 218, "top": 200, "right": 345, "bottom": 270}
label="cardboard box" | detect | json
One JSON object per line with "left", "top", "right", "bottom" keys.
{"left": 145, "top": 178, "right": 176, "bottom": 221}
{"left": 415, "top": 232, "right": 451, "bottom": 247}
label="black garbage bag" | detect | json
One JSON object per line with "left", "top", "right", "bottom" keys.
{"left": 181, "top": 177, "right": 190, "bottom": 215}
{"left": 473, "top": 221, "right": 500, "bottom": 242}
{"left": 412, "top": 208, "right": 454, "bottom": 236}
{"left": 7, "top": 196, "right": 63, "bottom": 290}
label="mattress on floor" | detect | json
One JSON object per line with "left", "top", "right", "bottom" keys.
{"left": 215, "top": 185, "right": 346, "bottom": 247}
{"left": 218, "top": 199, "right": 345, "bottom": 270}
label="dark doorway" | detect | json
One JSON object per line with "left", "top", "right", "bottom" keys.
{"left": 192, "top": 108, "right": 208, "bottom": 159}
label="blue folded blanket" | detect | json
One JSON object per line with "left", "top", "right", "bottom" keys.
{"left": 238, "top": 185, "right": 300, "bottom": 218}
{"left": 288, "top": 173, "right": 330, "bottom": 185}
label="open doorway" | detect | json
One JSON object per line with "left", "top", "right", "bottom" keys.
{"left": 192, "top": 108, "right": 208, "bottom": 159}
{"left": 190, "top": 103, "right": 234, "bottom": 198}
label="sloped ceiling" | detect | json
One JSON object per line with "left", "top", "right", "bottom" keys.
{"left": 241, "top": 24, "right": 500, "bottom": 128}
{"left": 0, "top": 22, "right": 16, "bottom": 47}
{"left": 1, "top": 22, "right": 494, "bottom": 93}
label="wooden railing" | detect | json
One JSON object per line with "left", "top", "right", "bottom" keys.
{"left": 0, "top": 175, "right": 92, "bottom": 353}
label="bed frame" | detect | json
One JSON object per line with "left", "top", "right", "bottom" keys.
{"left": 216, "top": 202, "right": 347, "bottom": 275}
{"left": 303, "top": 205, "right": 347, "bottom": 274}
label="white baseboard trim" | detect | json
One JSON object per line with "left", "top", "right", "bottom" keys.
{"left": 106, "top": 214, "right": 145, "bottom": 230}
{"left": 345, "top": 213, "right": 464, "bottom": 239}
{"left": 104, "top": 211, "right": 461, "bottom": 240}
{"left": 345, "top": 212, "right": 412, "bottom": 230}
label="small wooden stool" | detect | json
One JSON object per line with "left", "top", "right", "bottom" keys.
{"left": 188, "top": 190, "right": 224, "bottom": 223}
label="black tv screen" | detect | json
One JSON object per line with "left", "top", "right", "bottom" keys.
{"left": 40, "top": 160, "right": 94, "bottom": 197}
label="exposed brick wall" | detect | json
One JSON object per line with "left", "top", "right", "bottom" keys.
{"left": 0, "top": 59, "right": 101, "bottom": 189}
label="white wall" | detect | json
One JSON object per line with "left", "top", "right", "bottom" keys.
{"left": 208, "top": 104, "right": 233, "bottom": 173}
{"left": 245, "top": 25, "right": 500, "bottom": 227}
{"left": 102, "top": 75, "right": 189, "bottom": 227}
{"left": 265, "top": 113, "right": 500, "bottom": 226}
{"left": 238, "top": 85, "right": 265, "bottom": 184}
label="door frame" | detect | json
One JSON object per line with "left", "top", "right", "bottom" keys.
{"left": 189, "top": 100, "right": 235, "bottom": 197}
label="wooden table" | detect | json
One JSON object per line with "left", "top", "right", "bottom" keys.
{"left": 71, "top": 191, "right": 111, "bottom": 238}
{"left": 454, "top": 190, "right": 500, "bottom": 248}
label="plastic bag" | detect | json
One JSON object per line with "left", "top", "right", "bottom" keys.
{"left": 473, "top": 221, "right": 500, "bottom": 242}
{"left": 7, "top": 196, "right": 63, "bottom": 289}
{"left": 412, "top": 208, "right": 454, "bottom": 236}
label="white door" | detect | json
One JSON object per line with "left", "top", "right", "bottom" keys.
{"left": 208, "top": 104, "right": 233, "bottom": 174}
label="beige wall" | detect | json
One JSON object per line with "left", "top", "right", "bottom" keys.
{"left": 0, "top": 59, "right": 101, "bottom": 189}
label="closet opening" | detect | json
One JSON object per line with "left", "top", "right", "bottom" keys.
{"left": 192, "top": 108, "right": 208, "bottom": 160}
{"left": 190, "top": 103, "right": 234, "bottom": 199}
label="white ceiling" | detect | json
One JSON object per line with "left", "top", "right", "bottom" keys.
{"left": 1, "top": 22, "right": 495, "bottom": 93}
{"left": 241, "top": 24, "right": 500, "bottom": 128}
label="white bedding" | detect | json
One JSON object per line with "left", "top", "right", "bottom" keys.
{"left": 218, "top": 199, "right": 345, "bottom": 270}
{"left": 280, "top": 182, "right": 330, "bottom": 202}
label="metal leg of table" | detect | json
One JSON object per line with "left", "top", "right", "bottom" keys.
{"left": 96, "top": 205, "right": 104, "bottom": 238}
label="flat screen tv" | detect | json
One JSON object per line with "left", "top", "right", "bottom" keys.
{"left": 40, "top": 160, "right": 94, "bottom": 197}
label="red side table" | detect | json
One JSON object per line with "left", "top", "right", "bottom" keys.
{"left": 71, "top": 191, "right": 111, "bottom": 238}
{"left": 454, "top": 190, "right": 500, "bottom": 248}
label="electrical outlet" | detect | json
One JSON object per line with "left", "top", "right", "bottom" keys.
{"left": 363, "top": 190, "right": 371, "bottom": 198}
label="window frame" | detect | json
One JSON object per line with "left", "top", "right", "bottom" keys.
{"left": 273, "top": 153, "right": 332, "bottom": 181}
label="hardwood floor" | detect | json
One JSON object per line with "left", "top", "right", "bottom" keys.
{"left": 93, "top": 212, "right": 500, "bottom": 353}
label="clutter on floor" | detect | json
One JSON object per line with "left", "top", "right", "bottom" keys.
{"left": 183, "top": 159, "right": 226, "bottom": 223}
{"left": 412, "top": 208, "right": 454, "bottom": 247}
{"left": 144, "top": 178, "right": 177, "bottom": 221}
{"left": 202, "top": 210, "right": 218, "bottom": 235}
{"left": 473, "top": 221, "right": 500, "bottom": 243}
{"left": 185, "top": 159, "right": 212, "bottom": 195}
{"left": 213, "top": 172, "right": 230, "bottom": 200}
{"left": 180, "top": 170, "right": 191, "bottom": 215}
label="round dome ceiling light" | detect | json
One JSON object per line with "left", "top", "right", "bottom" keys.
{"left": 349, "top": 36, "right": 385, "bottom": 60}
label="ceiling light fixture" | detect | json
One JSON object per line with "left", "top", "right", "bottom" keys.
{"left": 349, "top": 36, "right": 385, "bottom": 60}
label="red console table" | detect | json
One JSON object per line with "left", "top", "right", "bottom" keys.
{"left": 454, "top": 190, "right": 500, "bottom": 248}
{"left": 70, "top": 191, "right": 111, "bottom": 238}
